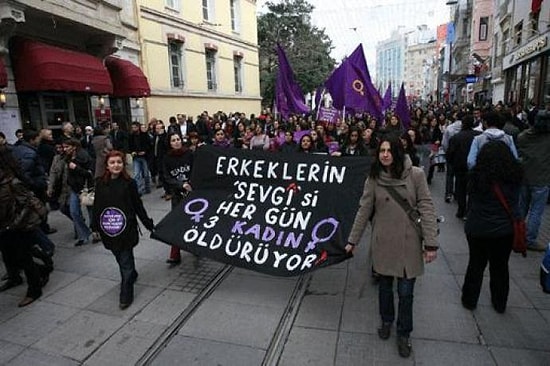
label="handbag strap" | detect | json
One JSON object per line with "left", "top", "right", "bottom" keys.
{"left": 383, "top": 185, "right": 415, "bottom": 216}
{"left": 492, "top": 184, "right": 513, "bottom": 219}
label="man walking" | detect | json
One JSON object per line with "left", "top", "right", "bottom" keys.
{"left": 517, "top": 102, "right": 550, "bottom": 251}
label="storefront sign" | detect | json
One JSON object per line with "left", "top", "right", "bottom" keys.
{"left": 503, "top": 35, "right": 549, "bottom": 70}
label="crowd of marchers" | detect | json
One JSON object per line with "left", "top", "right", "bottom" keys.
{"left": 0, "top": 99, "right": 549, "bottom": 358}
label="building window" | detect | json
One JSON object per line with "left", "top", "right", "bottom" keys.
{"left": 530, "top": 12, "right": 540, "bottom": 37}
{"left": 230, "top": 0, "right": 240, "bottom": 32}
{"left": 169, "top": 41, "right": 184, "bottom": 88}
{"left": 202, "top": 0, "right": 211, "bottom": 21}
{"left": 234, "top": 56, "right": 243, "bottom": 93}
{"left": 205, "top": 49, "right": 217, "bottom": 91}
{"left": 515, "top": 21, "right": 523, "bottom": 46}
{"left": 479, "top": 17, "right": 488, "bottom": 41}
{"left": 166, "top": 0, "right": 180, "bottom": 10}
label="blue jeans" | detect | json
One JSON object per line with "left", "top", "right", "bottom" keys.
{"left": 111, "top": 248, "right": 138, "bottom": 303}
{"left": 378, "top": 275, "right": 416, "bottom": 337}
{"left": 69, "top": 191, "right": 91, "bottom": 242}
{"left": 519, "top": 185, "right": 549, "bottom": 247}
{"left": 132, "top": 157, "right": 151, "bottom": 195}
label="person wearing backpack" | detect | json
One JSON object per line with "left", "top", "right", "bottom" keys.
{"left": 0, "top": 145, "right": 45, "bottom": 307}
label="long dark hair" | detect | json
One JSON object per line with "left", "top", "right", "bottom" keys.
{"left": 471, "top": 141, "right": 523, "bottom": 192}
{"left": 166, "top": 131, "right": 190, "bottom": 155}
{"left": 370, "top": 135, "right": 406, "bottom": 179}
{"left": 101, "top": 150, "right": 131, "bottom": 182}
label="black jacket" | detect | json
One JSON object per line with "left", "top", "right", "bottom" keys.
{"left": 163, "top": 149, "right": 193, "bottom": 195}
{"left": 92, "top": 177, "right": 153, "bottom": 251}
{"left": 12, "top": 141, "right": 47, "bottom": 196}
{"left": 128, "top": 132, "right": 151, "bottom": 156}
{"left": 446, "top": 129, "right": 481, "bottom": 173}
{"left": 465, "top": 182, "right": 518, "bottom": 238}
{"left": 67, "top": 148, "right": 92, "bottom": 193}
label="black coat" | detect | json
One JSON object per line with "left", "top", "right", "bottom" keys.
{"left": 163, "top": 149, "right": 194, "bottom": 196}
{"left": 446, "top": 129, "right": 481, "bottom": 173}
{"left": 92, "top": 177, "right": 153, "bottom": 251}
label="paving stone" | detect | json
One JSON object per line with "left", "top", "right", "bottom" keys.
{"left": 0, "top": 340, "right": 24, "bottom": 364}
{"left": 0, "top": 293, "right": 25, "bottom": 324}
{"left": 444, "top": 252, "right": 471, "bottom": 276}
{"left": 279, "top": 326, "right": 338, "bottom": 366}
{"left": 294, "top": 293, "right": 344, "bottom": 331}
{"left": 151, "top": 335, "right": 265, "bottom": 366}
{"left": 208, "top": 272, "right": 297, "bottom": 307}
{"left": 475, "top": 306, "right": 549, "bottom": 351}
{"left": 134, "top": 289, "right": 195, "bottom": 326}
{"left": 53, "top": 251, "right": 115, "bottom": 276}
{"left": 415, "top": 273, "right": 462, "bottom": 305}
{"left": 335, "top": 330, "right": 411, "bottom": 365}
{"left": 86, "top": 283, "right": 164, "bottom": 319}
{"left": 178, "top": 300, "right": 284, "bottom": 349}
{"left": 340, "top": 292, "right": 379, "bottom": 334}
{"left": 84, "top": 320, "right": 166, "bottom": 366}
{"left": 0, "top": 301, "right": 78, "bottom": 346}
{"left": 307, "top": 266, "right": 347, "bottom": 295}
{"left": 454, "top": 274, "right": 532, "bottom": 308}
{"left": 39, "top": 270, "right": 81, "bottom": 295}
{"left": 33, "top": 310, "right": 126, "bottom": 361}
{"left": 413, "top": 301, "right": 480, "bottom": 344}
{"left": 491, "top": 345, "right": 550, "bottom": 366}
{"left": 413, "top": 338, "right": 495, "bottom": 366}
{"left": 6, "top": 347, "right": 79, "bottom": 366}
{"left": 43, "top": 276, "right": 118, "bottom": 308}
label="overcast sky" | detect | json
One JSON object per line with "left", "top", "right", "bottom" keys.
{"left": 257, "top": 0, "right": 450, "bottom": 74}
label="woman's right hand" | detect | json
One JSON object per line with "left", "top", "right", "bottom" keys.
{"left": 345, "top": 243, "right": 355, "bottom": 254}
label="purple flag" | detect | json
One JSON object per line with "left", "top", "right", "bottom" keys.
{"left": 324, "top": 44, "right": 382, "bottom": 119}
{"left": 275, "top": 44, "right": 310, "bottom": 120}
{"left": 382, "top": 83, "right": 392, "bottom": 111}
{"left": 394, "top": 83, "right": 411, "bottom": 129}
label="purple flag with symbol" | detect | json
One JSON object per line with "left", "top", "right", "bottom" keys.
{"left": 275, "top": 44, "right": 310, "bottom": 120}
{"left": 324, "top": 44, "right": 382, "bottom": 119}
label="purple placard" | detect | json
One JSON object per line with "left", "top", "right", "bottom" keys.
{"left": 328, "top": 141, "right": 340, "bottom": 154}
{"left": 317, "top": 107, "right": 340, "bottom": 124}
{"left": 100, "top": 207, "right": 127, "bottom": 237}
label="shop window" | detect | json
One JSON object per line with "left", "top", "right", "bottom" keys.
{"left": 205, "top": 49, "right": 217, "bottom": 91}
{"left": 169, "top": 41, "right": 184, "bottom": 88}
{"left": 479, "top": 17, "right": 488, "bottom": 41}
{"left": 234, "top": 56, "right": 243, "bottom": 93}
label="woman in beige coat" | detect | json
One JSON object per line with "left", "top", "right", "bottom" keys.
{"left": 346, "top": 134, "right": 438, "bottom": 358}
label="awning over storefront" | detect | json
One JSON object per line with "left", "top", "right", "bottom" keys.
{"left": 0, "top": 57, "right": 7, "bottom": 88}
{"left": 105, "top": 56, "right": 150, "bottom": 98}
{"left": 11, "top": 38, "right": 113, "bottom": 94}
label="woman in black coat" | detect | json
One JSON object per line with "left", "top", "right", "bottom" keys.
{"left": 163, "top": 132, "right": 194, "bottom": 265}
{"left": 461, "top": 141, "right": 523, "bottom": 314}
{"left": 92, "top": 150, "right": 154, "bottom": 310}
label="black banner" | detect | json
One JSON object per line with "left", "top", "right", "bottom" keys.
{"left": 152, "top": 145, "right": 370, "bottom": 277}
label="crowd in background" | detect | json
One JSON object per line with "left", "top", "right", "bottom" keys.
{"left": 0, "top": 98, "right": 549, "bottom": 313}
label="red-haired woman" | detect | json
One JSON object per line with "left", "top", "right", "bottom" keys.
{"left": 92, "top": 150, "right": 154, "bottom": 310}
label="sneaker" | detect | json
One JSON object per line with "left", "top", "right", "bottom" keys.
{"left": 397, "top": 336, "right": 412, "bottom": 358}
{"left": 445, "top": 194, "right": 452, "bottom": 203}
{"left": 377, "top": 322, "right": 391, "bottom": 340}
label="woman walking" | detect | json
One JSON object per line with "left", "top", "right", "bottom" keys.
{"left": 163, "top": 132, "right": 194, "bottom": 265}
{"left": 92, "top": 150, "right": 154, "bottom": 309}
{"left": 346, "top": 135, "right": 438, "bottom": 358}
{"left": 461, "top": 141, "right": 523, "bottom": 313}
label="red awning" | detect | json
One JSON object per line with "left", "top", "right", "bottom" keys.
{"left": 0, "top": 57, "right": 7, "bottom": 88}
{"left": 105, "top": 56, "right": 151, "bottom": 98}
{"left": 11, "top": 38, "right": 113, "bottom": 94}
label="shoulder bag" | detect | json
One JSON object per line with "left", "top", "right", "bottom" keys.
{"left": 492, "top": 184, "right": 527, "bottom": 257}
{"left": 383, "top": 185, "right": 424, "bottom": 240}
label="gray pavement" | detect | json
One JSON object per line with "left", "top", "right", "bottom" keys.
{"left": 0, "top": 171, "right": 549, "bottom": 365}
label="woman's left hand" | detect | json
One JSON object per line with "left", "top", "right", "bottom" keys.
{"left": 423, "top": 250, "right": 437, "bottom": 263}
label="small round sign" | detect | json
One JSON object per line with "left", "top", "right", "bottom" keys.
{"left": 100, "top": 207, "right": 127, "bottom": 237}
